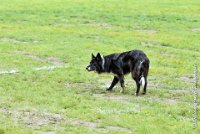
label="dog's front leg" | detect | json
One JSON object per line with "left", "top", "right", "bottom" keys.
{"left": 118, "top": 75, "right": 125, "bottom": 93}
{"left": 106, "top": 76, "right": 119, "bottom": 91}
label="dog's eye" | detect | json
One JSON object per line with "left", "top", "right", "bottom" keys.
{"left": 90, "top": 62, "right": 95, "bottom": 66}
{"left": 93, "top": 62, "right": 98, "bottom": 66}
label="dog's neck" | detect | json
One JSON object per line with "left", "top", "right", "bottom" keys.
{"left": 101, "top": 55, "right": 105, "bottom": 71}
{"left": 101, "top": 56, "right": 112, "bottom": 73}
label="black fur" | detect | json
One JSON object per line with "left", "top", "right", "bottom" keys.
{"left": 86, "top": 50, "right": 150, "bottom": 96}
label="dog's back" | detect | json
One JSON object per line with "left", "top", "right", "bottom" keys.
{"left": 109, "top": 50, "right": 149, "bottom": 75}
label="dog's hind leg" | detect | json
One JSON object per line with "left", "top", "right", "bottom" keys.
{"left": 132, "top": 71, "right": 141, "bottom": 96}
{"left": 131, "top": 62, "right": 141, "bottom": 96}
{"left": 134, "top": 78, "right": 141, "bottom": 96}
{"left": 107, "top": 76, "right": 119, "bottom": 91}
{"left": 142, "top": 68, "right": 149, "bottom": 95}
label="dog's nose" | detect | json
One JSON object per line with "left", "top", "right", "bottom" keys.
{"left": 86, "top": 66, "right": 90, "bottom": 71}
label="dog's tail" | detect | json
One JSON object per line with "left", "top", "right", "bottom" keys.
{"left": 140, "top": 76, "right": 145, "bottom": 88}
{"left": 139, "top": 60, "right": 145, "bottom": 88}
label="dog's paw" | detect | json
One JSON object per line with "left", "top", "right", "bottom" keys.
{"left": 142, "top": 92, "right": 146, "bottom": 95}
{"left": 106, "top": 88, "right": 112, "bottom": 91}
{"left": 135, "top": 93, "right": 139, "bottom": 96}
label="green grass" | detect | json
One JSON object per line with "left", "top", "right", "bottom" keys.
{"left": 0, "top": 0, "right": 200, "bottom": 133}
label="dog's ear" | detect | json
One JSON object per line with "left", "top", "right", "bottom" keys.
{"left": 96, "top": 53, "right": 101, "bottom": 61}
{"left": 91, "top": 53, "right": 95, "bottom": 59}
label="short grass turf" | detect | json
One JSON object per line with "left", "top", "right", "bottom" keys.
{"left": 0, "top": 0, "right": 200, "bottom": 133}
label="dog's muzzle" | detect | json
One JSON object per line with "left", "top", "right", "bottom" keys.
{"left": 86, "top": 66, "right": 91, "bottom": 71}
{"left": 86, "top": 66, "right": 92, "bottom": 71}
{"left": 86, "top": 65, "right": 95, "bottom": 71}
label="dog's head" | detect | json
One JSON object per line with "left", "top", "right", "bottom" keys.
{"left": 86, "top": 53, "right": 104, "bottom": 73}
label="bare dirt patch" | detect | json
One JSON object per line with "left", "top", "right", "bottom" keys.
{"left": 106, "top": 126, "right": 131, "bottom": 133}
{"left": 34, "top": 65, "right": 67, "bottom": 71}
{"left": 82, "top": 19, "right": 112, "bottom": 27}
{"left": 192, "top": 28, "right": 200, "bottom": 32}
{"left": 18, "top": 51, "right": 46, "bottom": 63}
{"left": 0, "top": 69, "right": 18, "bottom": 74}
{"left": 0, "top": 51, "right": 66, "bottom": 75}
{"left": 46, "top": 57, "right": 64, "bottom": 65}
{"left": 71, "top": 120, "right": 98, "bottom": 128}
{"left": 0, "top": 38, "right": 28, "bottom": 44}
{"left": 159, "top": 51, "right": 177, "bottom": 57}
{"left": 93, "top": 90, "right": 178, "bottom": 105}
{"left": 16, "top": 51, "right": 65, "bottom": 65}
{"left": 0, "top": 108, "right": 64, "bottom": 129}
{"left": 93, "top": 94, "right": 131, "bottom": 104}
{"left": 53, "top": 18, "right": 112, "bottom": 28}
{"left": 0, "top": 108, "right": 131, "bottom": 133}
{"left": 71, "top": 120, "right": 131, "bottom": 133}
{"left": 0, "top": 38, "right": 39, "bottom": 44}
{"left": 96, "top": 107, "right": 140, "bottom": 115}
{"left": 97, "top": 78, "right": 114, "bottom": 89}
{"left": 65, "top": 82, "right": 96, "bottom": 89}
{"left": 141, "top": 41, "right": 195, "bottom": 54}
{"left": 178, "top": 76, "right": 194, "bottom": 83}
{"left": 125, "top": 78, "right": 161, "bottom": 89}
{"left": 135, "top": 29, "right": 157, "bottom": 34}
{"left": 137, "top": 97, "right": 177, "bottom": 104}
{"left": 178, "top": 74, "right": 193, "bottom": 83}
{"left": 0, "top": 65, "right": 67, "bottom": 75}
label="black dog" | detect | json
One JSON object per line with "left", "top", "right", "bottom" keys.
{"left": 86, "top": 50, "right": 150, "bottom": 96}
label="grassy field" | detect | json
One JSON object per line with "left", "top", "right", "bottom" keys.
{"left": 0, "top": 0, "right": 200, "bottom": 133}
